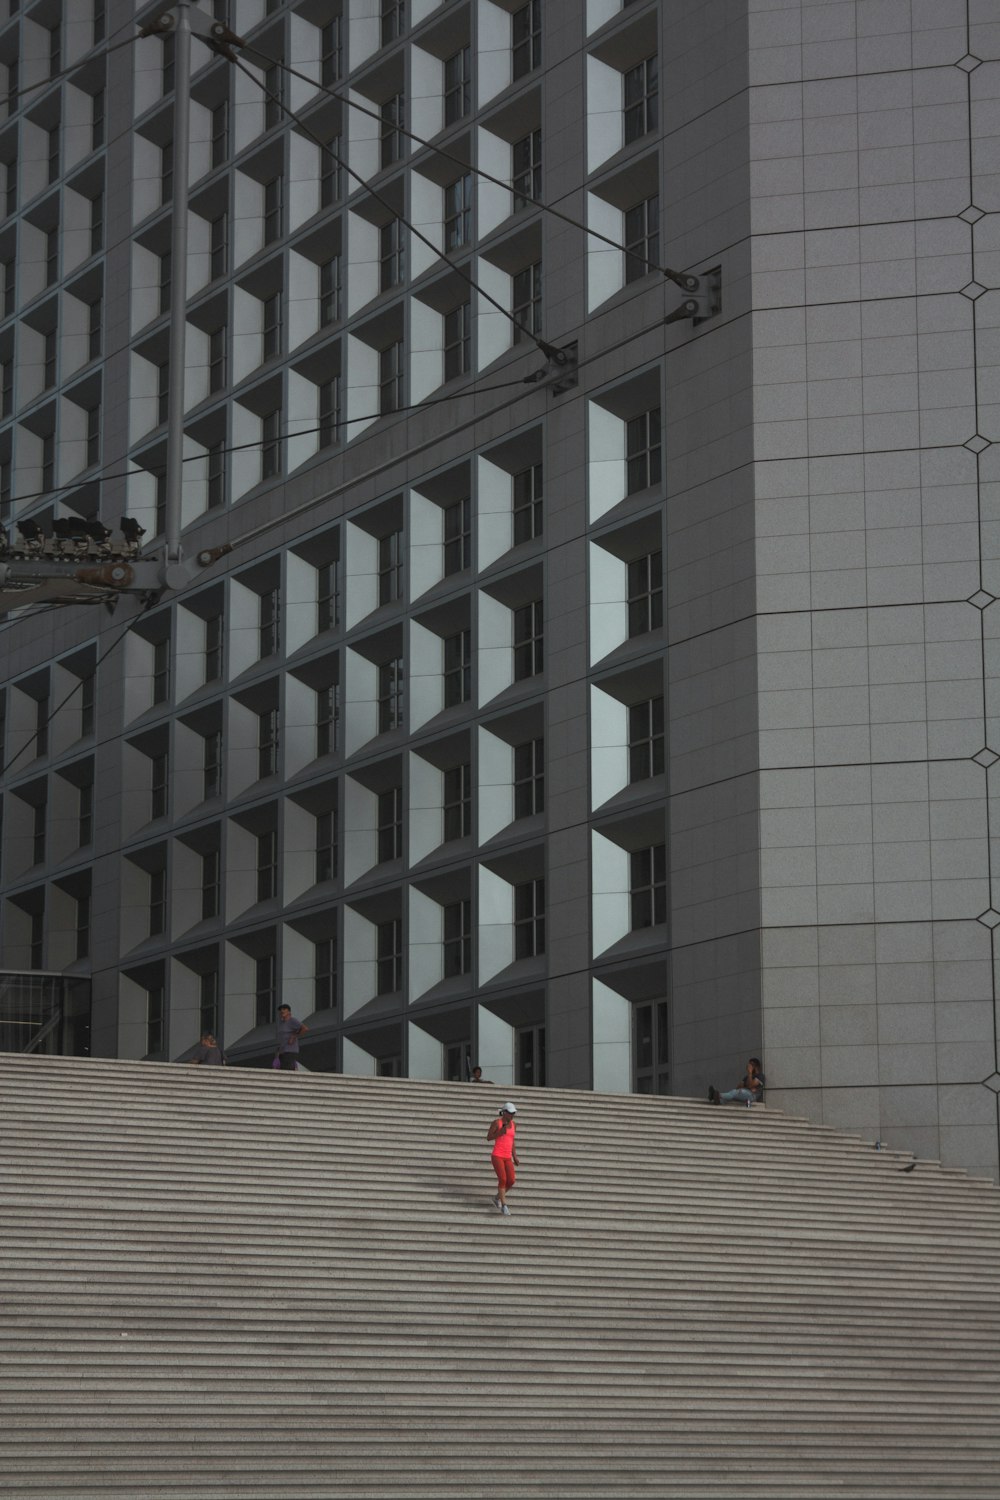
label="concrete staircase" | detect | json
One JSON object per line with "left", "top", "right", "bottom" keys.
{"left": 1, "top": 1053, "right": 999, "bottom": 1500}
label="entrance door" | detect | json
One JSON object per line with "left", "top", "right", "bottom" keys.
{"left": 516, "top": 1025, "right": 546, "bottom": 1087}
{"left": 633, "top": 1000, "right": 669, "bottom": 1094}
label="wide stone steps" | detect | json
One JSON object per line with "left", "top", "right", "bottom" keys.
{"left": 2, "top": 1052, "right": 999, "bottom": 1499}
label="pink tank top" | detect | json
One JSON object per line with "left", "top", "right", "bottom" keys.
{"left": 491, "top": 1121, "right": 516, "bottom": 1160}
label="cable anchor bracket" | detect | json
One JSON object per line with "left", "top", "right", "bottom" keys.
{"left": 523, "top": 340, "right": 578, "bottom": 395}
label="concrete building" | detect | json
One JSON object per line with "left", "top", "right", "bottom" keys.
{"left": 0, "top": 0, "right": 998, "bottom": 1179}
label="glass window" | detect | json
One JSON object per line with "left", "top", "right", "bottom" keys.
{"left": 443, "top": 763, "right": 471, "bottom": 841}
{"left": 152, "top": 637, "right": 170, "bottom": 703}
{"left": 443, "top": 629, "right": 471, "bottom": 707}
{"left": 626, "top": 551, "right": 663, "bottom": 637}
{"left": 88, "top": 296, "right": 102, "bottom": 359}
{"left": 378, "top": 530, "right": 404, "bottom": 604}
{"left": 444, "top": 174, "right": 472, "bottom": 249}
{"left": 514, "top": 877, "right": 545, "bottom": 958}
{"left": 380, "top": 93, "right": 405, "bottom": 169}
{"left": 257, "top": 828, "right": 278, "bottom": 902}
{"left": 92, "top": 88, "right": 105, "bottom": 149}
{"left": 625, "top": 194, "right": 659, "bottom": 282}
{"left": 320, "top": 136, "right": 343, "bottom": 206}
{"left": 320, "top": 255, "right": 341, "bottom": 324}
{"left": 259, "top": 587, "right": 280, "bottom": 657}
{"left": 377, "top": 657, "right": 404, "bottom": 732}
{"left": 512, "top": 129, "right": 541, "bottom": 209}
{"left": 381, "top": 0, "right": 405, "bottom": 45}
{"left": 513, "top": 737, "right": 544, "bottom": 818}
{"left": 203, "top": 729, "right": 222, "bottom": 799}
{"left": 161, "top": 142, "right": 173, "bottom": 205}
{"left": 151, "top": 751, "right": 168, "bottom": 818}
{"left": 628, "top": 697, "right": 664, "bottom": 782}
{"left": 202, "top": 847, "right": 220, "bottom": 919}
{"left": 262, "top": 411, "right": 282, "bottom": 478}
{"left": 512, "top": 262, "right": 541, "bottom": 343}
{"left": 316, "top": 682, "right": 340, "bottom": 756}
{"left": 78, "top": 781, "right": 94, "bottom": 846}
{"left": 376, "top": 918, "right": 402, "bottom": 994}
{"left": 444, "top": 899, "right": 471, "bottom": 977}
{"left": 321, "top": 20, "right": 341, "bottom": 87}
{"left": 208, "top": 442, "right": 225, "bottom": 509}
{"left": 317, "top": 560, "right": 341, "bottom": 631}
{"left": 512, "top": 0, "right": 541, "bottom": 79}
{"left": 211, "top": 101, "right": 228, "bottom": 167}
{"left": 199, "top": 971, "right": 219, "bottom": 1037}
{"left": 630, "top": 844, "right": 666, "bottom": 928}
{"left": 258, "top": 707, "right": 279, "bottom": 777}
{"left": 377, "top": 787, "right": 403, "bottom": 862}
{"left": 380, "top": 219, "right": 405, "bottom": 291}
{"left": 443, "top": 497, "right": 470, "bottom": 574}
{"left": 624, "top": 55, "right": 658, "bottom": 144}
{"left": 210, "top": 214, "right": 227, "bottom": 281}
{"left": 263, "top": 176, "right": 283, "bottom": 242}
{"left": 205, "top": 614, "right": 224, "bottom": 680}
{"left": 319, "top": 377, "right": 341, "bottom": 448}
{"left": 145, "top": 985, "right": 165, "bottom": 1056}
{"left": 626, "top": 407, "right": 662, "bottom": 493}
{"left": 316, "top": 808, "right": 338, "bottom": 882}
{"left": 209, "top": 326, "right": 226, "bottom": 391}
{"left": 315, "top": 938, "right": 337, "bottom": 1010}
{"left": 149, "top": 868, "right": 166, "bottom": 935}
{"left": 444, "top": 48, "right": 470, "bottom": 125}
{"left": 254, "top": 953, "right": 276, "bottom": 1026}
{"left": 513, "top": 600, "right": 543, "bottom": 679}
{"left": 379, "top": 341, "right": 404, "bottom": 414}
{"left": 444, "top": 302, "right": 471, "bottom": 380}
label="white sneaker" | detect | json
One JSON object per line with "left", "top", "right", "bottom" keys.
{"left": 501, "top": 1204, "right": 511, "bottom": 1216}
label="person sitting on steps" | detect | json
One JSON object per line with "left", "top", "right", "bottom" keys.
{"left": 709, "top": 1057, "right": 765, "bottom": 1107}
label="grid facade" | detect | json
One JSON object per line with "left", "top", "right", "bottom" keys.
{"left": 0, "top": 0, "right": 998, "bottom": 1179}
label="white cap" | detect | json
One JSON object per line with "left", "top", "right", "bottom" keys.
{"left": 501, "top": 1101, "right": 517, "bottom": 1114}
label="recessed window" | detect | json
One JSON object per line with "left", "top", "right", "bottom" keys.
{"left": 258, "top": 708, "right": 279, "bottom": 778}
{"left": 205, "top": 613, "right": 224, "bottom": 680}
{"left": 379, "top": 341, "right": 404, "bottom": 414}
{"left": 380, "top": 93, "right": 405, "bottom": 169}
{"left": 161, "top": 142, "right": 173, "bottom": 206}
{"left": 512, "top": 263, "right": 541, "bottom": 343}
{"left": 152, "top": 637, "right": 170, "bottom": 702}
{"left": 444, "top": 899, "right": 471, "bottom": 977}
{"left": 624, "top": 55, "right": 658, "bottom": 144}
{"left": 512, "top": 129, "right": 541, "bottom": 209}
{"left": 626, "top": 551, "right": 663, "bottom": 637}
{"left": 377, "top": 917, "right": 403, "bottom": 994}
{"left": 201, "top": 848, "right": 220, "bottom": 919}
{"left": 88, "top": 297, "right": 102, "bottom": 360}
{"left": 377, "top": 786, "right": 403, "bottom": 863}
{"left": 320, "top": 255, "right": 341, "bottom": 324}
{"left": 203, "top": 729, "right": 222, "bottom": 799}
{"left": 145, "top": 985, "right": 165, "bottom": 1055}
{"left": 81, "top": 672, "right": 96, "bottom": 733}
{"left": 513, "top": 600, "right": 543, "bottom": 680}
{"left": 443, "top": 628, "right": 471, "bottom": 708}
{"left": 320, "top": 136, "right": 343, "bottom": 206}
{"left": 262, "top": 294, "right": 282, "bottom": 361}
{"left": 264, "top": 60, "right": 284, "bottom": 129}
{"left": 32, "top": 799, "right": 46, "bottom": 865}
{"left": 151, "top": 751, "right": 168, "bottom": 819}
{"left": 157, "top": 361, "right": 170, "bottom": 424}
{"left": 630, "top": 844, "right": 666, "bottom": 928}
{"left": 317, "top": 560, "right": 341, "bottom": 631}
{"left": 443, "top": 496, "right": 471, "bottom": 574}
{"left": 378, "top": 529, "right": 404, "bottom": 605}
{"left": 514, "top": 876, "right": 545, "bottom": 958}
{"left": 211, "top": 101, "right": 228, "bottom": 168}
{"left": 46, "top": 226, "right": 60, "bottom": 285}
{"left": 263, "top": 176, "right": 283, "bottom": 242}
{"left": 207, "top": 442, "right": 225, "bottom": 509}
{"left": 209, "top": 326, "right": 226, "bottom": 391}
{"left": 75, "top": 890, "right": 91, "bottom": 960}
{"left": 628, "top": 697, "right": 664, "bottom": 781}
{"left": 444, "top": 174, "right": 472, "bottom": 250}
{"left": 625, "top": 407, "right": 661, "bottom": 494}
{"left": 513, "top": 737, "right": 544, "bottom": 818}
{"left": 256, "top": 828, "right": 278, "bottom": 902}
{"left": 624, "top": 195, "right": 659, "bottom": 283}
{"left": 255, "top": 953, "right": 276, "bottom": 1025}
{"left": 159, "top": 249, "right": 172, "bottom": 313}
{"left": 149, "top": 868, "right": 166, "bottom": 935}
{"left": 199, "top": 971, "right": 219, "bottom": 1036}
{"left": 321, "top": 19, "right": 342, "bottom": 86}
{"left": 210, "top": 214, "right": 227, "bottom": 281}
{"left": 444, "top": 47, "right": 470, "bottom": 125}
{"left": 315, "top": 937, "right": 337, "bottom": 1010}
{"left": 319, "top": 376, "right": 341, "bottom": 448}
{"left": 92, "top": 88, "right": 105, "bottom": 150}
{"left": 443, "top": 763, "right": 471, "bottom": 841}
{"left": 512, "top": 0, "right": 541, "bottom": 80}
{"left": 261, "top": 411, "right": 282, "bottom": 478}
{"left": 378, "top": 657, "right": 404, "bottom": 733}
{"left": 47, "top": 123, "right": 59, "bottom": 184}
{"left": 380, "top": 219, "right": 405, "bottom": 292}
{"left": 444, "top": 301, "right": 471, "bottom": 379}
{"left": 316, "top": 808, "right": 338, "bottom": 882}
{"left": 259, "top": 587, "right": 280, "bottom": 657}
{"left": 162, "top": 33, "right": 175, "bottom": 95}
{"left": 78, "top": 781, "right": 93, "bottom": 846}
{"left": 316, "top": 682, "right": 340, "bottom": 756}
{"left": 381, "top": 0, "right": 405, "bottom": 45}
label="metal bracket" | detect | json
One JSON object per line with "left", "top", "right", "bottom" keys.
{"left": 664, "top": 267, "right": 723, "bottom": 328}
{"left": 524, "top": 341, "right": 578, "bottom": 395}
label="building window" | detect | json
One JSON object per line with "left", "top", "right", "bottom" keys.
{"left": 88, "top": 297, "right": 102, "bottom": 360}
{"left": 513, "top": 600, "right": 543, "bottom": 680}
{"left": 626, "top": 407, "right": 661, "bottom": 493}
{"left": 159, "top": 249, "right": 172, "bottom": 314}
{"left": 444, "top": 302, "right": 471, "bottom": 380}
{"left": 78, "top": 780, "right": 94, "bottom": 846}
{"left": 444, "top": 174, "right": 472, "bottom": 250}
{"left": 46, "top": 227, "right": 59, "bottom": 285}
{"left": 49, "top": 21, "right": 62, "bottom": 76}
{"left": 376, "top": 918, "right": 402, "bottom": 994}
{"left": 443, "top": 497, "right": 470, "bottom": 574}
{"left": 207, "top": 442, "right": 225, "bottom": 509}
{"left": 514, "top": 877, "right": 545, "bottom": 958}
{"left": 254, "top": 953, "right": 276, "bottom": 1026}
{"left": 316, "top": 808, "right": 338, "bottom": 882}
{"left": 155, "top": 473, "right": 167, "bottom": 536}
{"left": 203, "top": 729, "right": 222, "bottom": 799}
{"left": 149, "top": 868, "right": 166, "bottom": 936}
{"left": 320, "top": 255, "right": 341, "bottom": 324}
{"left": 151, "top": 751, "right": 168, "bottom": 819}
{"left": 47, "top": 123, "right": 59, "bottom": 184}
{"left": 4, "top": 159, "right": 17, "bottom": 217}
{"left": 378, "top": 657, "right": 404, "bottom": 733}
{"left": 512, "top": 129, "right": 541, "bottom": 209}
{"left": 381, "top": 0, "right": 405, "bottom": 45}
{"left": 157, "top": 361, "right": 170, "bottom": 424}
{"left": 262, "top": 411, "right": 282, "bottom": 478}
{"left": 75, "top": 891, "right": 90, "bottom": 961}
{"left": 378, "top": 529, "right": 404, "bottom": 605}
{"left": 512, "top": 262, "right": 541, "bottom": 343}
{"left": 513, "top": 462, "right": 542, "bottom": 544}
{"left": 152, "top": 637, "right": 170, "bottom": 703}
{"left": 2, "top": 257, "right": 14, "bottom": 316}
{"left": 317, "top": 682, "right": 340, "bottom": 756}
{"left": 443, "top": 763, "right": 471, "bottom": 841}
{"left": 379, "top": 341, "right": 404, "bottom": 414}
{"left": 315, "top": 938, "right": 337, "bottom": 1010}
{"left": 625, "top": 194, "right": 659, "bottom": 283}
{"left": 201, "top": 847, "right": 220, "bottom": 919}
{"left": 264, "top": 60, "right": 283, "bottom": 129}
{"left": 379, "top": 218, "right": 405, "bottom": 292}
{"left": 263, "top": 176, "right": 282, "bottom": 242}
{"left": 258, "top": 708, "right": 279, "bottom": 778}
{"left": 377, "top": 786, "right": 403, "bottom": 863}
{"left": 146, "top": 986, "right": 165, "bottom": 1056}
{"left": 514, "top": 737, "right": 544, "bottom": 818}
{"left": 199, "top": 971, "right": 218, "bottom": 1037}
{"left": 628, "top": 697, "right": 664, "bottom": 782}
{"left": 1, "top": 359, "right": 11, "bottom": 416}
{"left": 321, "top": 19, "right": 342, "bottom": 87}
{"left": 32, "top": 799, "right": 46, "bottom": 864}
{"left": 444, "top": 48, "right": 470, "bottom": 125}
{"left": 262, "top": 294, "right": 282, "bottom": 360}
{"left": 161, "top": 142, "right": 173, "bottom": 206}
{"left": 444, "top": 899, "right": 471, "bottom": 977}
{"left": 512, "top": 0, "right": 541, "bottom": 79}
{"left": 317, "top": 560, "right": 340, "bottom": 631}
{"left": 631, "top": 844, "right": 666, "bottom": 928}
{"left": 443, "top": 628, "right": 471, "bottom": 707}
{"left": 93, "top": 0, "right": 106, "bottom": 44}
{"left": 205, "top": 613, "right": 224, "bottom": 680}
{"left": 257, "top": 828, "right": 278, "bottom": 902}
{"left": 320, "top": 138, "right": 342, "bottom": 206}
{"left": 210, "top": 214, "right": 227, "bottom": 280}
{"left": 319, "top": 377, "right": 341, "bottom": 448}
{"left": 211, "top": 101, "right": 228, "bottom": 168}
{"left": 41, "top": 433, "right": 55, "bottom": 490}
{"left": 209, "top": 326, "right": 226, "bottom": 391}
{"left": 624, "top": 55, "right": 658, "bottom": 144}
{"left": 92, "top": 88, "right": 105, "bottom": 149}
{"left": 43, "top": 330, "right": 57, "bottom": 388}
{"left": 380, "top": 92, "right": 405, "bottom": 169}
{"left": 627, "top": 551, "right": 663, "bottom": 637}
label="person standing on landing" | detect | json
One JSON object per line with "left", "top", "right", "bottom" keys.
{"left": 274, "top": 1003, "right": 308, "bottom": 1072}
{"left": 487, "top": 1102, "right": 519, "bottom": 1215}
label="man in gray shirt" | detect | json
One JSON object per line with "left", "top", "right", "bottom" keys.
{"left": 189, "top": 1032, "right": 224, "bottom": 1065}
{"left": 275, "top": 1004, "right": 307, "bottom": 1071}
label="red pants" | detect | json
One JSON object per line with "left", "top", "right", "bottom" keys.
{"left": 492, "top": 1156, "right": 516, "bottom": 1190}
